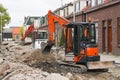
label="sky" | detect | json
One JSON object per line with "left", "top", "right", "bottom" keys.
{"left": 0, "top": 0, "right": 73, "bottom": 27}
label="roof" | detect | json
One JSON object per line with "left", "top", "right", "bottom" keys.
{"left": 54, "top": 2, "right": 73, "bottom": 13}
{"left": 66, "top": 0, "right": 120, "bottom": 19}
{"left": 85, "top": 0, "right": 120, "bottom": 13}
{"left": 3, "top": 28, "right": 12, "bottom": 33}
{"left": 82, "top": 4, "right": 91, "bottom": 11}
{"left": 12, "top": 27, "right": 20, "bottom": 35}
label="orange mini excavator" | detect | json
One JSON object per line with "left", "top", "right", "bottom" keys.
{"left": 41, "top": 10, "right": 115, "bottom": 73}
{"left": 21, "top": 24, "right": 35, "bottom": 41}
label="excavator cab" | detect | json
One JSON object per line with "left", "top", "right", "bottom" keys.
{"left": 65, "top": 22, "right": 99, "bottom": 62}
{"left": 65, "top": 22, "right": 115, "bottom": 70}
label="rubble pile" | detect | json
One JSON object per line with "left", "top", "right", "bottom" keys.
{"left": 0, "top": 42, "right": 71, "bottom": 80}
{"left": 0, "top": 61, "right": 69, "bottom": 80}
{"left": 15, "top": 49, "right": 61, "bottom": 73}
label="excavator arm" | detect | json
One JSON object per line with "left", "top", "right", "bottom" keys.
{"left": 42, "top": 10, "right": 72, "bottom": 52}
{"left": 21, "top": 24, "right": 34, "bottom": 41}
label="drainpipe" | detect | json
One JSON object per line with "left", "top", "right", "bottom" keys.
{"left": 82, "top": 11, "right": 87, "bottom": 22}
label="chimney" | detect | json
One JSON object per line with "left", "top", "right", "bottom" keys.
{"left": 86, "top": 1, "right": 89, "bottom": 6}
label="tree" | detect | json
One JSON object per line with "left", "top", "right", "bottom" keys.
{"left": 59, "top": 29, "right": 65, "bottom": 46}
{"left": 20, "top": 26, "right": 24, "bottom": 37}
{"left": 0, "top": 4, "right": 11, "bottom": 28}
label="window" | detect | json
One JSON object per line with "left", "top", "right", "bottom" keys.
{"left": 98, "top": 0, "right": 103, "bottom": 4}
{"left": 74, "top": 3, "right": 76, "bottom": 12}
{"left": 79, "top": 24, "right": 96, "bottom": 44}
{"left": 95, "top": 23, "right": 98, "bottom": 43}
{"left": 38, "top": 32, "right": 47, "bottom": 39}
{"left": 117, "top": 17, "right": 120, "bottom": 46}
{"left": 74, "top": 1, "right": 80, "bottom": 12}
{"left": 57, "top": 11, "right": 60, "bottom": 15}
{"left": 67, "top": 7, "right": 69, "bottom": 15}
{"left": 64, "top": 9, "right": 65, "bottom": 16}
{"left": 91, "top": 0, "right": 102, "bottom": 7}
{"left": 91, "top": 0, "right": 96, "bottom": 7}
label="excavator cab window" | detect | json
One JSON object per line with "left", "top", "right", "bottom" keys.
{"left": 36, "top": 31, "right": 48, "bottom": 39}
{"left": 79, "top": 24, "right": 96, "bottom": 44}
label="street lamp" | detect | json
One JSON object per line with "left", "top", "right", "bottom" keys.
{"left": 0, "top": 12, "right": 3, "bottom": 45}
{"left": 61, "top": 0, "right": 63, "bottom": 7}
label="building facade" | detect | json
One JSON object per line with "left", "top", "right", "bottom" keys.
{"left": 2, "top": 28, "right": 12, "bottom": 41}
{"left": 54, "top": 0, "right": 120, "bottom": 54}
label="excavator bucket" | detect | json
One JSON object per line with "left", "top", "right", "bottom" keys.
{"left": 87, "top": 61, "right": 115, "bottom": 70}
{"left": 41, "top": 41, "right": 53, "bottom": 53}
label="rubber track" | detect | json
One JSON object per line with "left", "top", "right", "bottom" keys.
{"left": 30, "top": 61, "right": 87, "bottom": 73}
{"left": 58, "top": 61, "right": 87, "bottom": 73}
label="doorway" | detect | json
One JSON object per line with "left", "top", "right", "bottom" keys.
{"left": 107, "top": 20, "right": 112, "bottom": 53}
{"left": 102, "top": 21, "right": 107, "bottom": 52}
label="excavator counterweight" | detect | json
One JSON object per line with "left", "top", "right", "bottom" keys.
{"left": 87, "top": 61, "right": 115, "bottom": 70}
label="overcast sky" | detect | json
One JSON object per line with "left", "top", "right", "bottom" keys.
{"left": 0, "top": 0, "right": 73, "bottom": 27}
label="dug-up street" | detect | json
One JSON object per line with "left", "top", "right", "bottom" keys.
{"left": 0, "top": 41, "right": 120, "bottom": 80}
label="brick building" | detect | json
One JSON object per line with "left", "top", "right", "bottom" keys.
{"left": 55, "top": 0, "right": 120, "bottom": 54}
{"left": 85, "top": 0, "right": 120, "bottom": 54}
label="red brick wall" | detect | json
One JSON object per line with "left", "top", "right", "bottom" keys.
{"left": 80, "top": 3, "right": 120, "bottom": 54}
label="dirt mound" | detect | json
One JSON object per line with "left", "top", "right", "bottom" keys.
{"left": 18, "top": 49, "right": 56, "bottom": 65}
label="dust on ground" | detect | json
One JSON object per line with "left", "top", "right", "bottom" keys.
{"left": 0, "top": 41, "right": 120, "bottom": 80}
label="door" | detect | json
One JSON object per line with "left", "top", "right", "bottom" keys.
{"left": 102, "top": 21, "right": 107, "bottom": 52}
{"left": 102, "top": 20, "right": 106, "bottom": 52}
{"left": 108, "top": 20, "right": 112, "bottom": 53}
{"left": 102, "top": 27, "right": 106, "bottom": 52}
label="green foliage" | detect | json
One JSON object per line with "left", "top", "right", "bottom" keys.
{"left": 59, "top": 29, "right": 65, "bottom": 46}
{"left": 0, "top": 4, "right": 11, "bottom": 28}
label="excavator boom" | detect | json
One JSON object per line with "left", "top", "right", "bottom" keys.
{"left": 47, "top": 10, "right": 70, "bottom": 43}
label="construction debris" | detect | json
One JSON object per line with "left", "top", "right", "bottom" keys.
{"left": 0, "top": 41, "right": 120, "bottom": 80}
